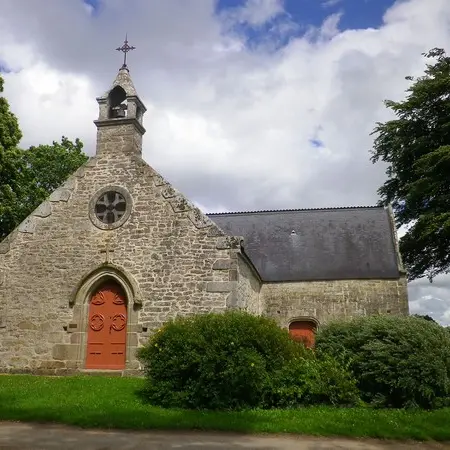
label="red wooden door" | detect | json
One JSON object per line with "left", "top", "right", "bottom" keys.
{"left": 289, "top": 321, "right": 316, "bottom": 348}
{"left": 86, "top": 282, "right": 127, "bottom": 369}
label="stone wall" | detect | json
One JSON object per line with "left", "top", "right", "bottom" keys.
{"left": 95, "top": 123, "right": 143, "bottom": 157}
{"left": 0, "top": 148, "right": 243, "bottom": 375}
{"left": 236, "top": 254, "right": 261, "bottom": 314}
{"left": 262, "top": 277, "right": 409, "bottom": 328}
{"left": 0, "top": 269, "right": 6, "bottom": 329}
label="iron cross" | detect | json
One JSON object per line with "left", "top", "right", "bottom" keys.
{"left": 116, "top": 34, "right": 136, "bottom": 69}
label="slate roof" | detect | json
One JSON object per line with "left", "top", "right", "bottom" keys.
{"left": 207, "top": 207, "right": 400, "bottom": 282}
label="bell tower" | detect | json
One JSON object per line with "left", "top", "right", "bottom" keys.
{"left": 94, "top": 36, "right": 146, "bottom": 156}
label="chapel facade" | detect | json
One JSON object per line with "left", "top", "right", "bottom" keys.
{"left": 0, "top": 63, "right": 409, "bottom": 375}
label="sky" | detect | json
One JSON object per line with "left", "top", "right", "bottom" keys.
{"left": 0, "top": 0, "right": 449, "bottom": 324}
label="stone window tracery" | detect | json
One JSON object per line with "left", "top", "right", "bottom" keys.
{"left": 95, "top": 191, "right": 127, "bottom": 224}
{"left": 89, "top": 186, "right": 132, "bottom": 230}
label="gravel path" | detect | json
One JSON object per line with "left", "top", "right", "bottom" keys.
{"left": 0, "top": 422, "right": 448, "bottom": 450}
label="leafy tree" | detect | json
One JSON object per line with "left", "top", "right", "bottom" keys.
{"left": 0, "top": 74, "right": 88, "bottom": 241}
{"left": 413, "top": 314, "right": 438, "bottom": 324}
{"left": 371, "top": 48, "right": 450, "bottom": 281}
{"left": 20, "top": 137, "right": 87, "bottom": 214}
{"left": 0, "top": 75, "right": 25, "bottom": 238}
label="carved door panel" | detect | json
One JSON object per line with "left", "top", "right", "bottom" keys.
{"left": 289, "top": 321, "right": 316, "bottom": 348}
{"left": 86, "top": 282, "right": 127, "bottom": 369}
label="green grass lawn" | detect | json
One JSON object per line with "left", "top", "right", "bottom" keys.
{"left": 0, "top": 375, "right": 449, "bottom": 441}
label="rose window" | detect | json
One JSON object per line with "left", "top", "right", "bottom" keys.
{"left": 95, "top": 191, "right": 127, "bottom": 224}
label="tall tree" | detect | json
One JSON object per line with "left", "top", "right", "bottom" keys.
{"left": 371, "top": 48, "right": 450, "bottom": 282}
{"left": 21, "top": 137, "right": 87, "bottom": 212}
{"left": 0, "top": 75, "right": 88, "bottom": 241}
{"left": 0, "top": 75, "right": 25, "bottom": 238}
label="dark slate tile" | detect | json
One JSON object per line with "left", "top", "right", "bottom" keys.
{"left": 208, "top": 207, "right": 399, "bottom": 281}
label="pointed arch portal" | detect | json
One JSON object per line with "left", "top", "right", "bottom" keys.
{"left": 86, "top": 281, "right": 127, "bottom": 369}
{"left": 68, "top": 264, "right": 142, "bottom": 372}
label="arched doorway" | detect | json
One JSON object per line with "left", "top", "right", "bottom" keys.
{"left": 86, "top": 281, "right": 127, "bottom": 369}
{"left": 289, "top": 320, "right": 317, "bottom": 348}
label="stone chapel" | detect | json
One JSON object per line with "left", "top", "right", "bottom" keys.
{"left": 0, "top": 62, "right": 409, "bottom": 375}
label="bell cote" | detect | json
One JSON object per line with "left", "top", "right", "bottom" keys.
{"left": 94, "top": 66, "right": 147, "bottom": 157}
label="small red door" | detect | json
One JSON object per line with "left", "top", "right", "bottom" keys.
{"left": 289, "top": 321, "right": 316, "bottom": 348}
{"left": 86, "top": 282, "right": 127, "bottom": 369}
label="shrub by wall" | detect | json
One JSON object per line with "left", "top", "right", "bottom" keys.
{"left": 138, "top": 311, "right": 357, "bottom": 410}
{"left": 138, "top": 311, "right": 308, "bottom": 410}
{"left": 316, "top": 315, "right": 450, "bottom": 409}
{"left": 262, "top": 352, "right": 361, "bottom": 408}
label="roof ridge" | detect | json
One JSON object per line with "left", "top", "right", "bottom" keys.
{"left": 206, "top": 205, "right": 383, "bottom": 215}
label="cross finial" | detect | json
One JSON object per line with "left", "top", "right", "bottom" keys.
{"left": 116, "top": 34, "right": 135, "bottom": 70}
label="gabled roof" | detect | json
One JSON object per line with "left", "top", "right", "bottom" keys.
{"left": 207, "top": 206, "right": 400, "bottom": 282}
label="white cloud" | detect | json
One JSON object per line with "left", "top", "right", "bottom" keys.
{"left": 83, "top": 2, "right": 94, "bottom": 16}
{"left": 223, "top": 0, "right": 285, "bottom": 26}
{"left": 408, "top": 274, "right": 450, "bottom": 326}
{"left": 3, "top": 62, "right": 96, "bottom": 148}
{"left": 305, "top": 12, "right": 342, "bottom": 41}
{"left": 1, "top": 0, "right": 450, "bottom": 323}
{"left": 0, "top": 37, "right": 36, "bottom": 72}
{"left": 322, "top": 0, "right": 342, "bottom": 8}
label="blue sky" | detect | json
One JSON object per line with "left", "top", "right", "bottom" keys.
{"left": 80, "top": 0, "right": 400, "bottom": 54}
{"left": 218, "top": 0, "right": 397, "bottom": 31}
{"left": 83, "top": 0, "right": 398, "bottom": 32}
{"left": 215, "top": 0, "right": 400, "bottom": 52}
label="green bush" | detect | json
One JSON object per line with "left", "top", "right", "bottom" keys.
{"left": 262, "top": 352, "right": 361, "bottom": 408}
{"left": 137, "top": 311, "right": 309, "bottom": 410}
{"left": 316, "top": 315, "right": 450, "bottom": 409}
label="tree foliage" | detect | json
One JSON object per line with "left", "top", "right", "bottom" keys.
{"left": 19, "top": 137, "right": 87, "bottom": 214}
{"left": 0, "top": 75, "right": 24, "bottom": 238}
{"left": 412, "top": 314, "right": 438, "bottom": 323}
{"left": 0, "top": 75, "right": 88, "bottom": 240}
{"left": 371, "top": 48, "right": 450, "bottom": 281}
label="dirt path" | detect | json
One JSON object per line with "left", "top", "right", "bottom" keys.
{"left": 0, "top": 422, "right": 448, "bottom": 449}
